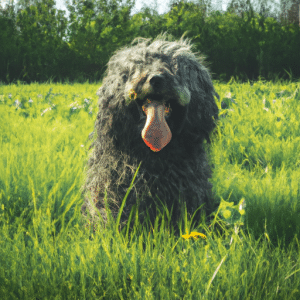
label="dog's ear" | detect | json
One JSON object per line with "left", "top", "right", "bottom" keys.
{"left": 173, "top": 54, "right": 213, "bottom": 94}
{"left": 174, "top": 54, "right": 218, "bottom": 140}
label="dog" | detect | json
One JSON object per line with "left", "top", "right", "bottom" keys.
{"left": 81, "top": 33, "right": 219, "bottom": 230}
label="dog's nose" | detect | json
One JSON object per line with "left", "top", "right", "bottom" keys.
{"left": 149, "top": 75, "right": 165, "bottom": 90}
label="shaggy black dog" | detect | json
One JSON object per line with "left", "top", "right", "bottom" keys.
{"left": 82, "top": 34, "right": 219, "bottom": 229}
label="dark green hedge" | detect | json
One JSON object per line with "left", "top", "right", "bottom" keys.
{"left": 0, "top": 0, "right": 299, "bottom": 83}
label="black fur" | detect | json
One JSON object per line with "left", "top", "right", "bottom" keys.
{"left": 82, "top": 34, "right": 219, "bottom": 228}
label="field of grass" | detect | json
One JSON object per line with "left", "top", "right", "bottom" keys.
{"left": 0, "top": 80, "right": 300, "bottom": 299}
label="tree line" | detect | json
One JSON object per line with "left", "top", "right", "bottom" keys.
{"left": 0, "top": 0, "right": 299, "bottom": 83}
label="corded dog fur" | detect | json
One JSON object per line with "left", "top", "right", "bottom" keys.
{"left": 82, "top": 34, "right": 219, "bottom": 229}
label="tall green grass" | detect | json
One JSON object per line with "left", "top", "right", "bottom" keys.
{"left": 0, "top": 80, "right": 299, "bottom": 299}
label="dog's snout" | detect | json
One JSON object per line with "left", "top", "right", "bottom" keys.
{"left": 149, "top": 75, "right": 165, "bottom": 90}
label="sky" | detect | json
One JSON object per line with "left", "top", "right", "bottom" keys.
{"left": 0, "top": 0, "right": 283, "bottom": 17}
{"left": 0, "top": 0, "right": 240, "bottom": 15}
{"left": 55, "top": 0, "right": 229, "bottom": 15}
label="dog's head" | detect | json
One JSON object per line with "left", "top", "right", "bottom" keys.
{"left": 97, "top": 34, "right": 218, "bottom": 154}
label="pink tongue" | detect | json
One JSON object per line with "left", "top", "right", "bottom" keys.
{"left": 141, "top": 102, "right": 172, "bottom": 152}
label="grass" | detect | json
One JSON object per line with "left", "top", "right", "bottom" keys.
{"left": 0, "top": 79, "right": 300, "bottom": 299}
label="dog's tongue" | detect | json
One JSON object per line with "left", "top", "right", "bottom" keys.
{"left": 141, "top": 102, "right": 172, "bottom": 152}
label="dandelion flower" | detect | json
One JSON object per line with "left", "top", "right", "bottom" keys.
{"left": 182, "top": 231, "right": 206, "bottom": 240}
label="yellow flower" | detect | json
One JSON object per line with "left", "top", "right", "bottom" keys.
{"left": 182, "top": 231, "right": 206, "bottom": 240}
